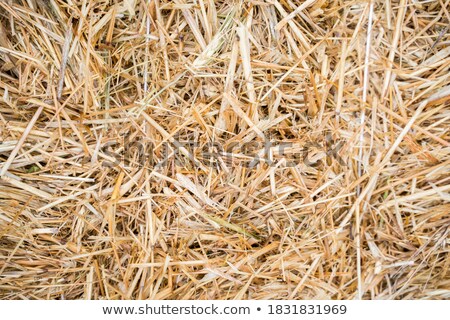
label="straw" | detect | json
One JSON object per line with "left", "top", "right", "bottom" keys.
{"left": 0, "top": 0, "right": 449, "bottom": 300}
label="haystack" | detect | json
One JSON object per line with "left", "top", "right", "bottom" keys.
{"left": 0, "top": 0, "right": 449, "bottom": 299}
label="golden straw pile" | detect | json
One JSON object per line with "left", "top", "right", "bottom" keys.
{"left": 0, "top": 0, "right": 449, "bottom": 300}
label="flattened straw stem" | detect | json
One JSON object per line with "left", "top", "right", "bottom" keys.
{"left": 381, "top": 0, "right": 406, "bottom": 98}
{"left": 57, "top": 22, "right": 72, "bottom": 100}
{"left": 144, "top": 0, "right": 151, "bottom": 93}
{"left": 357, "top": 2, "right": 374, "bottom": 194}
{"left": 356, "top": 1, "right": 375, "bottom": 300}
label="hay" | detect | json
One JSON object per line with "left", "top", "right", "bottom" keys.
{"left": 0, "top": 0, "right": 449, "bottom": 300}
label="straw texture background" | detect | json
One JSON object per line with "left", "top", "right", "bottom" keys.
{"left": 0, "top": 0, "right": 449, "bottom": 299}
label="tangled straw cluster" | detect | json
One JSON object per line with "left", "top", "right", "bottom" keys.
{"left": 0, "top": 0, "right": 449, "bottom": 299}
